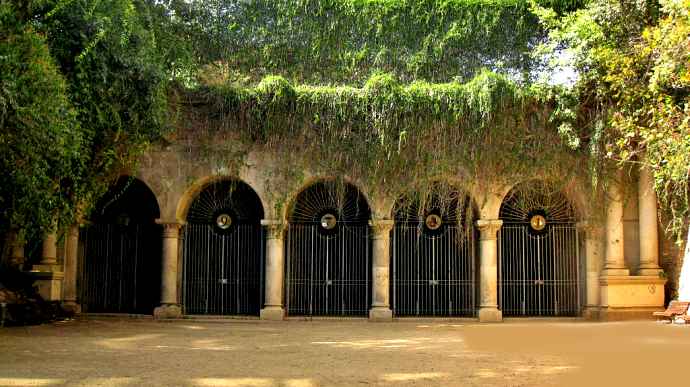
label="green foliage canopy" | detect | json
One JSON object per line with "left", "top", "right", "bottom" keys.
{"left": 536, "top": 0, "right": 690, "bottom": 237}
{"left": 174, "top": 0, "right": 585, "bottom": 84}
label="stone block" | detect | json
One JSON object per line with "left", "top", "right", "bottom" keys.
{"left": 368, "top": 307, "right": 392, "bottom": 322}
{"left": 599, "top": 275, "right": 666, "bottom": 320}
{"left": 154, "top": 304, "right": 182, "bottom": 319}
{"left": 260, "top": 306, "right": 285, "bottom": 321}
{"left": 478, "top": 307, "right": 503, "bottom": 322}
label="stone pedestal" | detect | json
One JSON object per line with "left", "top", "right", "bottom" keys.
{"left": 29, "top": 271, "right": 64, "bottom": 301}
{"left": 476, "top": 219, "right": 503, "bottom": 322}
{"left": 637, "top": 165, "right": 664, "bottom": 276}
{"left": 599, "top": 275, "right": 666, "bottom": 320}
{"left": 153, "top": 222, "right": 182, "bottom": 319}
{"left": 260, "top": 220, "right": 286, "bottom": 320}
{"left": 369, "top": 220, "right": 394, "bottom": 322}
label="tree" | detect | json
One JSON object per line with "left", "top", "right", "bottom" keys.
{"left": 0, "top": 0, "right": 82, "bottom": 252}
{"left": 1, "top": 0, "right": 182, "bottom": 257}
{"left": 535, "top": 0, "right": 690, "bottom": 238}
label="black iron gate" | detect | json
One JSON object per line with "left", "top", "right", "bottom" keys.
{"left": 285, "top": 224, "right": 370, "bottom": 317}
{"left": 498, "top": 224, "right": 580, "bottom": 316}
{"left": 79, "top": 223, "right": 162, "bottom": 314}
{"left": 182, "top": 179, "right": 265, "bottom": 316}
{"left": 498, "top": 182, "right": 582, "bottom": 317}
{"left": 182, "top": 224, "right": 264, "bottom": 315}
{"left": 392, "top": 225, "right": 476, "bottom": 317}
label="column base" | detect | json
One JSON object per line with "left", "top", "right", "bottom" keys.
{"left": 368, "top": 307, "right": 392, "bottom": 322}
{"left": 62, "top": 301, "right": 81, "bottom": 315}
{"left": 260, "top": 306, "right": 285, "bottom": 321}
{"left": 600, "top": 268, "right": 630, "bottom": 276}
{"left": 154, "top": 304, "right": 182, "bottom": 319}
{"left": 637, "top": 267, "right": 664, "bottom": 277}
{"left": 478, "top": 307, "right": 503, "bottom": 322}
{"left": 582, "top": 306, "right": 600, "bottom": 320}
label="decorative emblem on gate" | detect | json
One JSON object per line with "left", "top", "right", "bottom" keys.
{"left": 216, "top": 213, "right": 233, "bottom": 230}
{"left": 425, "top": 214, "right": 442, "bottom": 231}
{"left": 530, "top": 214, "right": 547, "bottom": 231}
{"left": 320, "top": 213, "right": 337, "bottom": 230}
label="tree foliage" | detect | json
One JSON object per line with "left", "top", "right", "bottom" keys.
{"left": 0, "top": 0, "right": 82, "bottom": 246}
{"left": 1, "top": 0, "right": 175, "bottom": 251}
{"left": 536, "top": 0, "right": 690, "bottom": 237}
{"left": 170, "top": 0, "right": 586, "bottom": 85}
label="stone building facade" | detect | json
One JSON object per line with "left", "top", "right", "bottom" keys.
{"left": 16, "top": 137, "right": 680, "bottom": 322}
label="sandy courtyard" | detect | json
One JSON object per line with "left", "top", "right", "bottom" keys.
{"left": 0, "top": 318, "right": 687, "bottom": 386}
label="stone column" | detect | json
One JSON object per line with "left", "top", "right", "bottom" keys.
{"left": 602, "top": 178, "right": 629, "bottom": 276}
{"left": 578, "top": 222, "right": 604, "bottom": 319}
{"left": 260, "top": 220, "right": 286, "bottom": 320}
{"left": 62, "top": 225, "right": 81, "bottom": 314}
{"left": 31, "top": 230, "right": 64, "bottom": 301}
{"left": 638, "top": 165, "right": 663, "bottom": 276}
{"left": 476, "top": 219, "right": 503, "bottom": 322}
{"left": 369, "top": 219, "right": 394, "bottom": 321}
{"left": 154, "top": 222, "right": 183, "bottom": 319}
{"left": 7, "top": 230, "right": 25, "bottom": 267}
{"left": 40, "top": 232, "right": 58, "bottom": 265}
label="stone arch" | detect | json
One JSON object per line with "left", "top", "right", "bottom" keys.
{"left": 497, "top": 178, "right": 589, "bottom": 223}
{"left": 176, "top": 175, "right": 268, "bottom": 224}
{"left": 283, "top": 177, "right": 373, "bottom": 224}
{"left": 390, "top": 179, "right": 480, "bottom": 223}
{"left": 91, "top": 175, "right": 161, "bottom": 223}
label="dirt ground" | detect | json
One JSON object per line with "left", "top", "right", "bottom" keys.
{"left": 0, "top": 318, "right": 688, "bottom": 386}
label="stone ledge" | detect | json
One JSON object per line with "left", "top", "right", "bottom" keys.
{"left": 599, "top": 307, "right": 665, "bottom": 321}
{"left": 600, "top": 275, "right": 667, "bottom": 286}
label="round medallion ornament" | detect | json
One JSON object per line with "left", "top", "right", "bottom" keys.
{"left": 530, "top": 214, "right": 547, "bottom": 231}
{"left": 216, "top": 213, "right": 233, "bottom": 230}
{"left": 320, "top": 213, "right": 337, "bottom": 230}
{"left": 425, "top": 214, "right": 443, "bottom": 231}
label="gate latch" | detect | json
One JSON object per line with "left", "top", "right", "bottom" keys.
{"left": 534, "top": 280, "right": 545, "bottom": 285}
{"left": 326, "top": 280, "right": 333, "bottom": 285}
{"left": 429, "top": 280, "right": 439, "bottom": 286}
{"left": 219, "top": 278, "right": 228, "bottom": 284}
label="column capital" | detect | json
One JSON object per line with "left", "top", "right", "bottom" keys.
{"left": 261, "top": 219, "right": 286, "bottom": 240}
{"left": 476, "top": 219, "right": 503, "bottom": 241}
{"left": 156, "top": 221, "right": 183, "bottom": 238}
{"left": 368, "top": 219, "right": 394, "bottom": 239}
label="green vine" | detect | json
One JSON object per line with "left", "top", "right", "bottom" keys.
{"left": 173, "top": 70, "right": 592, "bottom": 220}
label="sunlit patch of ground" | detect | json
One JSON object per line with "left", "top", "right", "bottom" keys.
{"left": 1, "top": 319, "right": 688, "bottom": 386}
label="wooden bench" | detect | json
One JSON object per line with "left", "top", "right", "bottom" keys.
{"left": 653, "top": 300, "right": 690, "bottom": 322}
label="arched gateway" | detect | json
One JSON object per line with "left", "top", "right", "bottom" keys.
{"left": 391, "top": 183, "right": 478, "bottom": 317}
{"left": 498, "top": 182, "right": 582, "bottom": 317}
{"left": 79, "top": 176, "right": 162, "bottom": 314}
{"left": 182, "top": 179, "right": 265, "bottom": 316}
{"left": 285, "top": 180, "right": 371, "bottom": 317}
